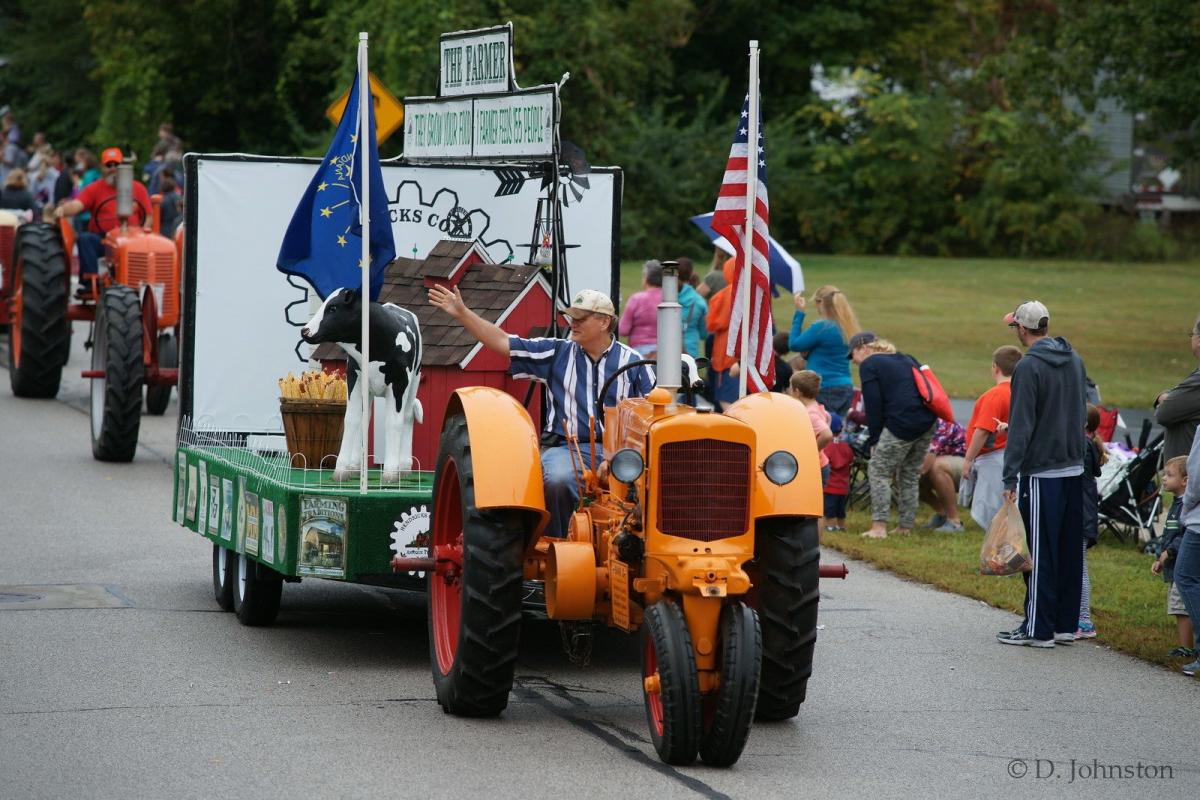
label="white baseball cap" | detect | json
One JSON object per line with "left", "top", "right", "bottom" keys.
{"left": 1004, "top": 300, "right": 1049, "bottom": 329}
{"left": 564, "top": 288, "right": 616, "bottom": 319}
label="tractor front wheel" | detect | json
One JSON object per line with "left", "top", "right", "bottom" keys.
{"left": 429, "top": 414, "right": 528, "bottom": 717}
{"left": 90, "top": 286, "right": 143, "bottom": 462}
{"left": 8, "top": 223, "right": 69, "bottom": 398}
{"left": 233, "top": 551, "right": 282, "bottom": 626}
{"left": 752, "top": 516, "right": 821, "bottom": 721}
{"left": 699, "top": 601, "right": 762, "bottom": 766}
{"left": 212, "top": 544, "right": 235, "bottom": 611}
{"left": 642, "top": 599, "right": 702, "bottom": 765}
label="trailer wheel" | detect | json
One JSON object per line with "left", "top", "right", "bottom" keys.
{"left": 212, "top": 544, "right": 235, "bottom": 611}
{"left": 145, "top": 332, "right": 176, "bottom": 415}
{"left": 642, "top": 599, "right": 702, "bottom": 765}
{"left": 751, "top": 516, "right": 820, "bottom": 721}
{"left": 90, "top": 285, "right": 143, "bottom": 462}
{"left": 699, "top": 601, "right": 762, "bottom": 766}
{"left": 233, "top": 551, "right": 282, "bottom": 626}
{"left": 429, "top": 414, "right": 528, "bottom": 717}
{"left": 8, "top": 223, "right": 69, "bottom": 398}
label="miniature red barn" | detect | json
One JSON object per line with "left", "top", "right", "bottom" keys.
{"left": 314, "top": 238, "right": 553, "bottom": 471}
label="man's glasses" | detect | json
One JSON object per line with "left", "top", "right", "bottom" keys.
{"left": 103, "top": 161, "right": 120, "bottom": 168}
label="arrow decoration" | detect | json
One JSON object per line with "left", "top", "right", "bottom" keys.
{"left": 494, "top": 168, "right": 528, "bottom": 197}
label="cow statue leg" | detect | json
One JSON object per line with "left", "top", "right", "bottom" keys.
{"left": 333, "top": 366, "right": 364, "bottom": 482}
{"left": 380, "top": 382, "right": 405, "bottom": 484}
{"left": 394, "top": 369, "right": 423, "bottom": 474}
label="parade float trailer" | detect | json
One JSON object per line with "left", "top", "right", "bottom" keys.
{"left": 171, "top": 24, "right": 621, "bottom": 620}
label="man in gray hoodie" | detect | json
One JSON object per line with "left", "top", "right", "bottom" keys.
{"left": 997, "top": 300, "right": 1089, "bottom": 648}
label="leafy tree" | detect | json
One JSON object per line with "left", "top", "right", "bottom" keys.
{"left": 0, "top": 0, "right": 99, "bottom": 151}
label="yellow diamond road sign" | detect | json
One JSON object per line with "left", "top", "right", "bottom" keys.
{"left": 326, "top": 72, "right": 405, "bottom": 145}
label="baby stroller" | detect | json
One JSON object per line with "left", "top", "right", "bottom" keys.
{"left": 846, "top": 430, "right": 873, "bottom": 511}
{"left": 1097, "top": 422, "right": 1164, "bottom": 545}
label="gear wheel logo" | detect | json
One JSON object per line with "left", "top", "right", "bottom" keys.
{"left": 391, "top": 505, "right": 431, "bottom": 577}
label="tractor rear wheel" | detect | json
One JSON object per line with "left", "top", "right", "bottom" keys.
{"left": 212, "top": 544, "right": 235, "bottom": 611}
{"left": 752, "top": 516, "right": 821, "bottom": 722}
{"left": 429, "top": 414, "right": 528, "bottom": 717}
{"left": 90, "top": 285, "right": 143, "bottom": 462}
{"left": 233, "top": 551, "right": 282, "bottom": 626}
{"left": 642, "top": 599, "right": 702, "bottom": 765}
{"left": 699, "top": 601, "right": 762, "bottom": 766}
{"left": 8, "top": 223, "right": 69, "bottom": 398}
{"left": 145, "top": 332, "right": 176, "bottom": 415}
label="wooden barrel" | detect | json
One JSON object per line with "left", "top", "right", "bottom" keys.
{"left": 279, "top": 398, "right": 345, "bottom": 470}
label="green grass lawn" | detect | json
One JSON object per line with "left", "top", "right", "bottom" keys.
{"left": 822, "top": 509, "right": 1189, "bottom": 669}
{"left": 619, "top": 255, "right": 1198, "bottom": 407}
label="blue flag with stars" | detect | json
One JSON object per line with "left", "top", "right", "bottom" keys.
{"left": 277, "top": 73, "right": 396, "bottom": 301}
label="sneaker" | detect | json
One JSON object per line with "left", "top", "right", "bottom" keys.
{"left": 1054, "top": 632, "right": 1076, "bottom": 644}
{"left": 923, "top": 514, "right": 947, "bottom": 530}
{"left": 997, "top": 629, "right": 1054, "bottom": 648}
{"left": 934, "top": 520, "right": 965, "bottom": 533}
{"left": 1183, "top": 659, "right": 1200, "bottom": 677}
{"left": 1076, "top": 623, "right": 1097, "bottom": 639}
{"left": 1168, "top": 646, "right": 1198, "bottom": 658}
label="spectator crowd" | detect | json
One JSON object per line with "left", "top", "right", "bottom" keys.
{"left": 0, "top": 108, "right": 185, "bottom": 239}
{"left": 617, "top": 248, "right": 1200, "bottom": 675}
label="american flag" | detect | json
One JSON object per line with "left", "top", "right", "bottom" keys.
{"left": 711, "top": 94, "right": 774, "bottom": 394}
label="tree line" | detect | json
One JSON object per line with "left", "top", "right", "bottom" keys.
{"left": 2, "top": 0, "right": 1195, "bottom": 261}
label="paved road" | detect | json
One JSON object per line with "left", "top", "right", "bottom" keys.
{"left": 1, "top": 331, "right": 1197, "bottom": 800}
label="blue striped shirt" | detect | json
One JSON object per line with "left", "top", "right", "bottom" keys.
{"left": 508, "top": 335, "right": 656, "bottom": 441}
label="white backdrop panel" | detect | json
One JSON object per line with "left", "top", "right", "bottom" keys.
{"left": 190, "top": 156, "right": 618, "bottom": 433}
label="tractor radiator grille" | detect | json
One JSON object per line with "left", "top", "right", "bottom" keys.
{"left": 126, "top": 251, "right": 177, "bottom": 322}
{"left": 657, "top": 439, "right": 750, "bottom": 541}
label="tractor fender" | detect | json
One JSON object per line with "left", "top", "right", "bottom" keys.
{"left": 724, "top": 392, "right": 824, "bottom": 519}
{"left": 443, "top": 387, "right": 548, "bottom": 530}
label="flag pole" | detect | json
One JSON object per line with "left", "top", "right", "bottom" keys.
{"left": 737, "top": 40, "right": 760, "bottom": 398}
{"left": 358, "top": 31, "right": 370, "bottom": 496}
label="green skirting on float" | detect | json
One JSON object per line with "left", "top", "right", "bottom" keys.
{"left": 172, "top": 445, "right": 434, "bottom": 584}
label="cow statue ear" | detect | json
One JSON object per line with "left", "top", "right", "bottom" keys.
{"left": 347, "top": 288, "right": 362, "bottom": 304}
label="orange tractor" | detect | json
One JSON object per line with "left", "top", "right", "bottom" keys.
{"left": 6, "top": 163, "right": 181, "bottom": 460}
{"left": 405, "top": 261, "right": 847, "bottom": 767}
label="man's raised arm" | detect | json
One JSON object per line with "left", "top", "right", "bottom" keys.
{"left": 428, "top": 284, "right": 510, "bottom": 358}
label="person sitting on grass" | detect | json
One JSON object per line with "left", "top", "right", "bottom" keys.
{"left": 1152, "top": 456, "right": 1195, "bottom": 660}
{"left": 919, "top": 419, "right": 967, "bottom": 533}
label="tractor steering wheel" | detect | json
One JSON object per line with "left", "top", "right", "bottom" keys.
{"left": 91, "top": 194, "right": 151, "bottom": 231}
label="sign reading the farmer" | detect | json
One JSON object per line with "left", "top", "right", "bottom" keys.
{"left": 472, "top": 89, "right": 555, "bottom": 158}
{"left": 439, "top": 25, "right": 513, "bottom": 97}
{"left": 407, "top": 23, "right": 557, "bottom": 161}
{"left": 403, "top": 99, "right": 474, "bottom": 159}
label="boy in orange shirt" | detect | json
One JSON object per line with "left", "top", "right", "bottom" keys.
{"left": 963, "top": 346, "right": 1022, "bottom": 529}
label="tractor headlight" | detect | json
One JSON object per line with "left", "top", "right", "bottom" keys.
{"left": 610, "top": 448, "right": 645, "bottom": 483}
{"left": 763, "top": 451, "right": 798, "bottom": 486}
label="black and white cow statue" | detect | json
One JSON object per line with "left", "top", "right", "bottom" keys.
{"left": 300, "top": 288, "right": 423, "bottom": 483}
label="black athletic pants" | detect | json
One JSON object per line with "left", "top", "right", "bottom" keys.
{"left": 1018, "top": 474, "right": 1084, "bottom": 641}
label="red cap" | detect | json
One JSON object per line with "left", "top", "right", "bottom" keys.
{"left": 100, "top": 147, "right": 123, "bottom": 166}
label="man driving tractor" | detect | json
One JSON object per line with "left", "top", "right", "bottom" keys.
{"left": 54, "top": 146, "right": 152, "bottom": 297}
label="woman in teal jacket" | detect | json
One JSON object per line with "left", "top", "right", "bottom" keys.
{"left": 788, "top": 285, "right": 861, "bottom": 416}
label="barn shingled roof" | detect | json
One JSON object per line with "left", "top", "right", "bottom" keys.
{"left": 384, "top": 257, "right": 544, "bottom": 366}
{"left": 312, "top": 243, "right": 547, "bottom": 367}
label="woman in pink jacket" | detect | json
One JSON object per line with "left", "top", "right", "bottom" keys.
{"left": 619, "top": 259, "right": 663, "bottom": 357}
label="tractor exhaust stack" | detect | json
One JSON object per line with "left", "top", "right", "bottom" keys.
{"left": 655, "top": 260, "right": 682, "bottom": 395}
{"left": 116, "top": 163, "right": 134, "bottom": 230}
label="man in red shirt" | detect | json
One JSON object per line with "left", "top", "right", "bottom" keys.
{"left": 963, "top": 345, "right": 1022, "bottom": 529}
{"left": 54, "top": 146, "right": 151, "bottom": 292}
